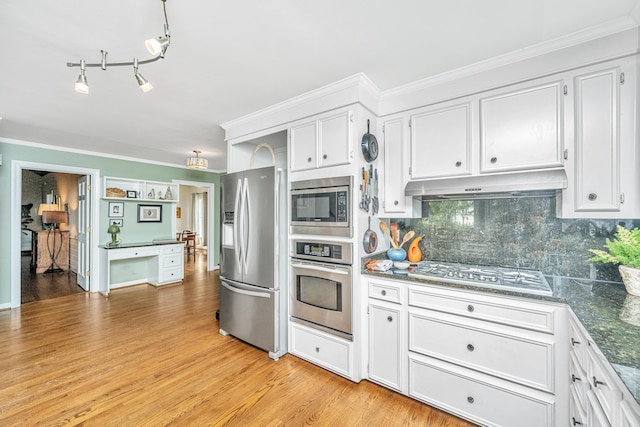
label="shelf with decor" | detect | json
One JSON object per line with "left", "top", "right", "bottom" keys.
{"left": 103, "top": 177, "right": 179, "bottom": 203}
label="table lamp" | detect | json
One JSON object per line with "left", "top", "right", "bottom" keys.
{"left": 108, "top": 224, "right": 121, "bottom": 246}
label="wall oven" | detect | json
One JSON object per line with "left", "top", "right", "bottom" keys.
{"left": 290, "top": 239, "right": 353, "bottom": 340}
{"left": 290, "top": 176, "right": 352, "bottom": 237}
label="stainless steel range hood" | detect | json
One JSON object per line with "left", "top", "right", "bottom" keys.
{"left": 405, "top": 169, "right": 567, "bottom": 200}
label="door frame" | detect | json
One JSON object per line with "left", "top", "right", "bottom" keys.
{"left": 10, "top": 161, "right": 101, "bottom": 307}
{"left": 172, "top": 179, "right": 216, "bottom": 271}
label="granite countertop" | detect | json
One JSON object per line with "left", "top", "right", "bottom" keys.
{"left": 99, "top": 240, "right": 183, "bottom": 249}
{"left": 362, "top": 265, "right": 640, "bottom": 405}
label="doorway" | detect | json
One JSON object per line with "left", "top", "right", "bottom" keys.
{"left": 10, "top": 161, "right": 100, "bottom": 308}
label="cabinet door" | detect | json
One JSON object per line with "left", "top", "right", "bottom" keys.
{"left": 573, "top": 67, "right": 620, "bottom": 212}
{"left": 480, "top": 80, "right": 563, "bottom": 172}
{"left": 382, "top": 117, "right": 409, "bottom": 214}
{"left": 410, "top": 102, "right": 472, "bottom": 179}
{"left": 290, "top": 120, "right": 317, "bottom": 171}
{"left": 318, "top": 111, "right": 352, "bottom": 168}
{"left": 369, "top": 303, "right": 403, "bottom": 391}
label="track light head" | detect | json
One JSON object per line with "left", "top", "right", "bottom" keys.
{"left": 74, "top": 60, "right": 89, "bottom": 94}
{"left": 145, "top": 36, "right": 170, "bottom": 56}
{"left": 133, "top": 58, "right": 153, "bottom": 92}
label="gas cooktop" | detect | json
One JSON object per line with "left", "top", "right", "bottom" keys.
{"left": 407, "top": 260, "right": 552, "bottom": 296}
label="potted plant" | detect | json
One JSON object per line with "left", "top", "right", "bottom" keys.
{"left": 589, "top": 225, "right": 640, "bottom": 296}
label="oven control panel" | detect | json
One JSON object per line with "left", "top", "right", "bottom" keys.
{"left": 292, "top": 240, "right": 352, "bottom": 265}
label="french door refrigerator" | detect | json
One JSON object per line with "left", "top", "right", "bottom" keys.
{"left": 219, "top": 166, "right": 287, "bottom": 360}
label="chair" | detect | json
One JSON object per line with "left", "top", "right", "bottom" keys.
{"left": 178, "top": 230, "right": 196, "bottom": 257}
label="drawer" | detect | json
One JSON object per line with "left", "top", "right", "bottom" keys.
{"left": 409, "top": 354, "right": 554, "bottom": 427}
{"left": 109, "top": 247, "right": 158, "bottom": 260}
{"left": 290, "top": 322, "right": 351, "bottom": 378}
{"left": 570, "top": 386, "right": 588, "bottom": 427}
{"left": 619, "top": 399, "right": 640, "bottom": 427}
{"left": 569, "top": 351, "right": 589, "bottom": 411}
{"left": 569, "top": 313, "right": 588, "bottom": 368}
{"left": 408, "top": 285, "right": 555, "bottom": 334}
{"left": 409, "top": 309, "right": 554, "bottom": 392}
{"left": 587, "top": 347, "right": 621, "bottom": 425}
{"left": 162, "top": 244, "right": 183, "bottom": 255}
{"left": 162, "top": 254, "right": 183, "bottom": 268}
{"left": 587, "top": 389, "right": 612, "bottom": 427}
{"left": 368, "top": 279, "right": 403, "bottom": 304}
{"left": 160, "top": 266, "right": 183, "bottom": 283}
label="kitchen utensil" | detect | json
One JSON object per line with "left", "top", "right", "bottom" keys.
{"left": 399, "top": 230, "right": 415, "bottom": 248}
{"left": 363, "top": 216, "right": 378, "bottom": 254}
{"left": 390, "top": 222, "right": 399, "bottom": 247}
{"left": 361, "top": 119, "right": 379, "bottom": 162}
{"left": 379, "top": 221, "right": 398, "bottom": 248}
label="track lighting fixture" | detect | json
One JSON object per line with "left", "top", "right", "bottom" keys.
{"left": 186, "top": 150, "right": 208, "bottom": 169}
{"left": 133, "top": 58, "right": 153, "bottom": 92}
{"left": 67, "top": 0, "right": 170, "bottom": 93}
{"left": 74, "top": 60, "right": 89, "bottom": 94}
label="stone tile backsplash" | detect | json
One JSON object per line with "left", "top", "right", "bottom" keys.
{"left": 390, "top": 197, "right": 638, "bottom": 282}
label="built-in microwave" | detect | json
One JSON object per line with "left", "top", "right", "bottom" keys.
{"left": 290, "top": 176, "right": 352, "bottom": 237}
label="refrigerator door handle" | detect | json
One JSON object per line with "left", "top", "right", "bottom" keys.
{"left": 234, "top": 178, "right": 243, "bottom": 269}
{"left": 242, "top": 177, "right": 251, "bottom": 275}
{"left": 220, "top": 278, "right": 271, "bottom": 298}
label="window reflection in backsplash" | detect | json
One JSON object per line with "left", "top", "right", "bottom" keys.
{"left": 391, "top": 197, "right": 639, "bottom": 282}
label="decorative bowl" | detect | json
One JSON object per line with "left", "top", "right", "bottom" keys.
{"left": 387, "top": 248, "right": 407, "bottom": 261}
{"left": 394, "top": 261, "right": 410, "bottom": 270}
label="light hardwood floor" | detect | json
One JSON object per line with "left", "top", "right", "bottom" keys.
{"left": 0, "top": 252, "right": 475, "bottom": 426}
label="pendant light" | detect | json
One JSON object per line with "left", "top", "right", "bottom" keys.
{"left": 186, "top": 150, "right": 208, "bottom": 169}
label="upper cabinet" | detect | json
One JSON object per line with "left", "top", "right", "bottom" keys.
{"left": 381, "top": 116, "right": 418, "bottom": 216}
{"left": 561, "top": 57, "right": 639, "bottom": 218}
{"left": 479, "top": 80, "right": 564, "bottom": 173}
{"left": 410, "top": 101, "right": 472, "bottom": 180}
{"left": 290, "top": 110, "right": 353, "bottom": 172}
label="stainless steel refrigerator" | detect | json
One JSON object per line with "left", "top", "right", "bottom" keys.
{"left": 219, "top": 166, "right": 287, "bottom": 360}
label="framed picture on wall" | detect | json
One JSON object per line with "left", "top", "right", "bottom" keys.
{"left": 109, "top": 202, "right": 124, "bottom": 218}
{"left": 126, "top": 190, "right": 137, "bottom": 198}
{"left": 109, "top": 218, "right": 124, "bottom": 227}
{"left": 137, "top": 204, "right": 162, "bottom": 223}
{"left": 176, "top": 207, "right": 181, "bottom": 218}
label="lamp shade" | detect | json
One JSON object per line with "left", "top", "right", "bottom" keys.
{"left": 38, "top": 203, "right": 58, "bottom": 215}
{"left": 186, "top": 150, "right": 208, "bottom": 169}
{"left": 42, "top": 210, "right": 69, "bottom": 225}
{"left": 107, "top": 225, "right": 121, "bottom": 235}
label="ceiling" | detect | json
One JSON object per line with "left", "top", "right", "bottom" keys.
{"left": 1, "top": 0, "right": 639, "bottom": 172}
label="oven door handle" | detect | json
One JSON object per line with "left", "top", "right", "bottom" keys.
{"left": 290, "top": 262, "right": 350, "bottom": 275}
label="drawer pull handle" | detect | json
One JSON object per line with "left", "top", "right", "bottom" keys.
{"left": 592, "top": 376, "right": 606, "bottom": 388}
{"left": 467, "top": 304, "right": 474, "bottom": 312}
{"left": 571, "top": 374, "right": 581, "bottom": 383}
{"left": 571, "top": 338, "right": 581, "bottom": 346}
{"left": 387, "top": 316, "right": 393, "bottom": 322}
{"left": 467, "top": 396, "right": 474, "bottom": 404}
{"left": 572, "top": 417, "right": 583, "bottom": 426}
{"left": 381, "top": 290, "right": 387, "bottom": 296}
{"left": 466, "top": 344, "right": 475, "bottom": 352}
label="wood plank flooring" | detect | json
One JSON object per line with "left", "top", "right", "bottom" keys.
{"left": 21, "top": 254, "right": 85, "bottom": 304}
{"left": 0, "top": 252, "right": 475, "bottom": 426}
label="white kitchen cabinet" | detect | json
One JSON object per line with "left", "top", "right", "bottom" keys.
{"left": 289, "top": 110, "right": 353, "bottom": 172}
{"left": 410, "top": 101, "right": 472, "bottom": 179}
{"left": 289, "top": 321, "right": 353, "bottom": 379}
{"left": 380, "top": 116, "right": 418, "bottom": 216}
{"left": 479, "top": 79, "right": 564, "bottom": 173}
{"left": 561, "top": 57, "right": 639, "bottom": 218}
{"left": 368, "top": 302, "right": 403, "bottom": 392}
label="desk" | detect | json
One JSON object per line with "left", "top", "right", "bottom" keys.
{"left": 99, "top": 242, "right": 184, "bottom": 296}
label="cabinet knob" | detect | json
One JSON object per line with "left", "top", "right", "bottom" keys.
{"left": 455, "top": 161, "right": 462, "bottom": 167}
{"left": 588, "top": 193, "right": 597, "bottom": 201}
{"left": 572, "top": 417, "right": 583, "bottom": 426}
{"left": 466, "top": 344, "right": 475, "bottom": 352}
{"left": 307, "top": 157, "right": 312, "bottom": 163}
{"left": 467, "top": 396, "right": 474, "bottom": 404}
{"left": 490, "top": 157, "right": 497, "bottom": 164}
{"left": 467, "top": 304, "right": 474, "bottom": 312}
{"left": 592, "top": 376, "right": 606, "bottom": 388}
{"left": 387, "top": 316, "right": 393, "bottom": 322}
{"left": 323, "top": 154, "right": 327, "bottom": 160}
{"left": 571, "top": 374, "right": 581, "bottom": 383}
{"left": 571, "top": 337, "right": 581, "bottom": 346}
{"left": 394, "top": 200, "right": 399, "bottom": 206}
{"left": 381, "top": 290, "right": 387, "bottom": 296}
{"left": 315, "top": 347, "right": 320, "bottom": 353}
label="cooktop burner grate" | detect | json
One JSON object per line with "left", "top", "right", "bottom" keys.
{"left": 407, "top": 261, "right": 552, "bottom": 296}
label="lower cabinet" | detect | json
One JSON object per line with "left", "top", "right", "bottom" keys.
{"left": 365, "top": 276, "right": 566, "bottom": 426}
{"left": 289, "top": 321, "right": 353, "bottom": 379}
{"left": 159, "top": 244, "right": 184, "bottom": 285}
